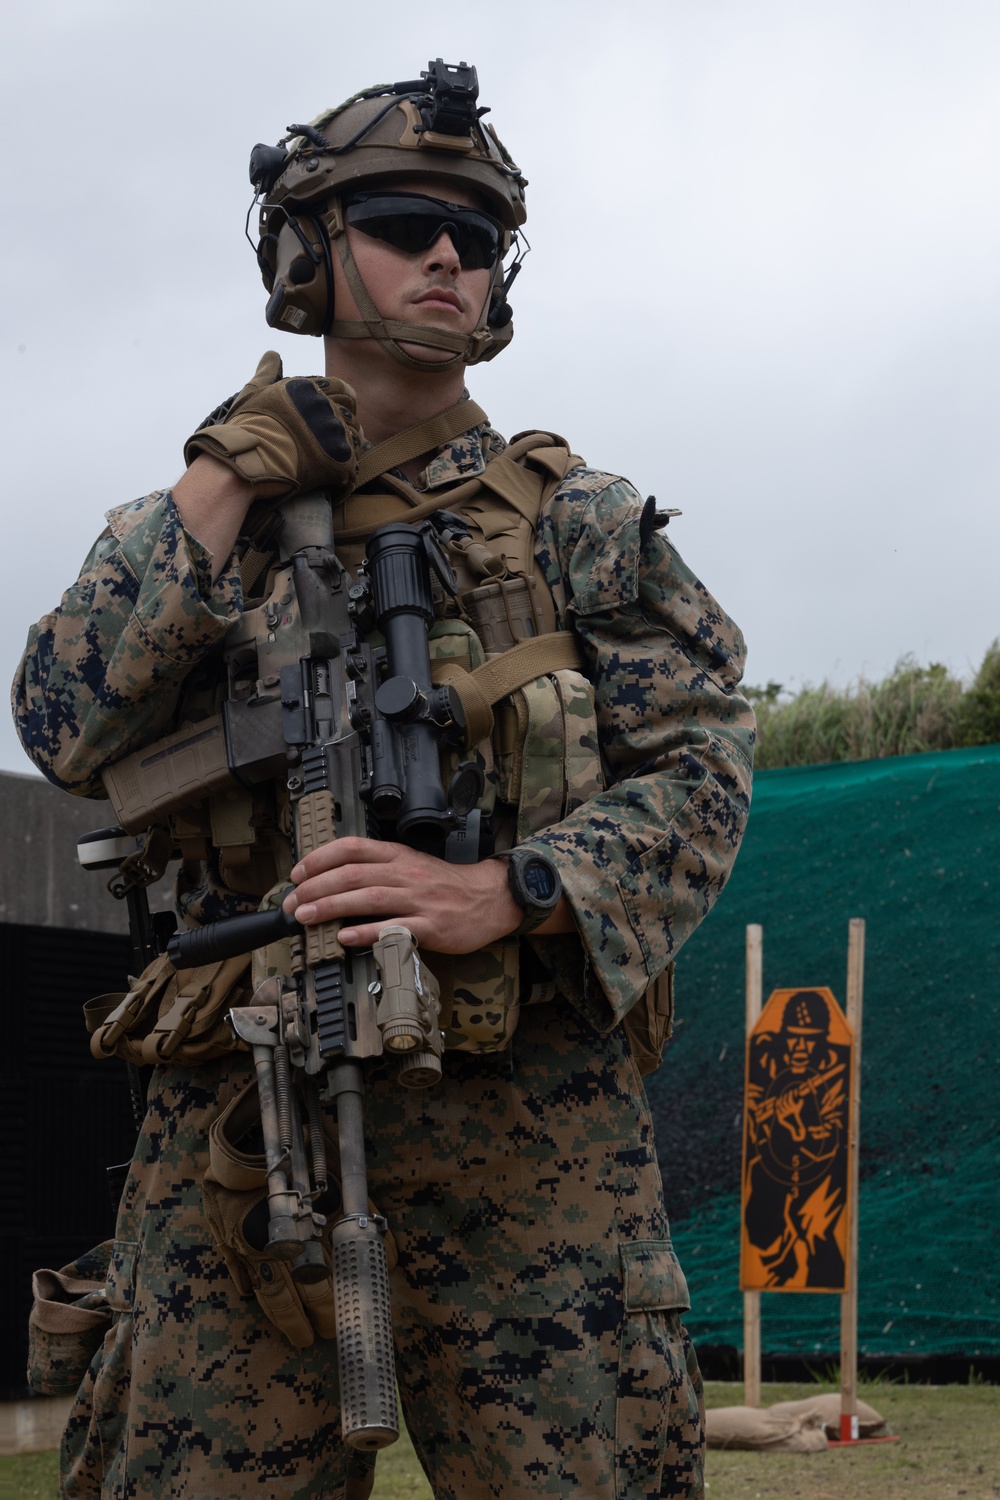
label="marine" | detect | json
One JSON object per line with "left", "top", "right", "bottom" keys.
{"left": 14, "top": 59, "right": 754, "bottom": 1499}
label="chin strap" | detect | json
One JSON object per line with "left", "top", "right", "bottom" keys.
{"left": 325, "top": 198, "right": 500, "bottom": 372}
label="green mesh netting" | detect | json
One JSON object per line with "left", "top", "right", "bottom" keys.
{"left": 646, "top": 744, "right": 1000, "bottom": 1358}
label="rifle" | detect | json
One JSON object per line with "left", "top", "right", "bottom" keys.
{"left": 104, "top": 495, "right": 483, "bottom": 1451}
{"left": 752, "top": 1061, "right": 847, "bottom": 1129}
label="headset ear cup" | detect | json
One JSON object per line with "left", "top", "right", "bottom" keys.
{"left": 485, "top": 250, "right": 515, "bottom": 329}
{"left": 263, "top": 217, "right": 331, "bottom": 336}
{"left": 256, "top": 235, "right": 279, "bottom": 292}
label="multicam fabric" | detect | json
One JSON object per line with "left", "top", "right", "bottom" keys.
{"left": 13, "top": 416, "right": 752, "bottom": 1499}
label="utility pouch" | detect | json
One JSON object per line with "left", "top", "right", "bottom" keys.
{"left": 491, "top": 669, "right": 604, "bottom": 832}
{"left": 203, "top": 1078, "right": 397, "bottom": 1349}
{"left": 461, "top": 573, "right": 543, "bottom": 657}
{"left": 27, "top": 1242, "right": 113, "bottom": 1395}
{"left": 85, "top": 949, "right": 252, "bottom": 1066}
{"left": 621, "top": 965, "right": 676, "bottom": 1077}
{"left": 427, "top": 658, "right": 603, "bottom": 1054}
{"left": 427, "top": 619, "right": 497, "bottom": 797}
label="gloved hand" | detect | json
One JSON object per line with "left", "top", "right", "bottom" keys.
{"left": 184, "top": 350, "right": 362, "bottom": 502}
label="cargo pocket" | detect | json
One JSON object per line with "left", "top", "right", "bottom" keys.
{"left": 27, "top": 1243, "right": 113, "bottom": 1395}
{"left": 616, "top": 1240, "right": 702, "bottom": 1500}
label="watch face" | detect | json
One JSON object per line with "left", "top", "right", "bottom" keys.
{"left": 523, "top": 858, "right": 557, "bottom": 902}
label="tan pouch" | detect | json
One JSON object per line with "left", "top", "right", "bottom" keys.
{"left": 27, "top": 1242, "right": 113, "bottom": 1395}
{"left": 86, "top": 949, "right": 252, "bottom": 1066}
{"left": 622, "top": 965, "right": 675, "bottom": 1077}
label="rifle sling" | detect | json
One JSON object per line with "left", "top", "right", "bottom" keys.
{"left": 355, "top": 399, "right": 488, "bottom": 489}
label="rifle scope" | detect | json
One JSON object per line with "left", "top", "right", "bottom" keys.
{"left": 367, "top": 522, "right": 464, "bottom": 850}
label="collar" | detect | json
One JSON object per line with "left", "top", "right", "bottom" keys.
{"left": 414, "top": 420, "right": 507, "bottom": 492}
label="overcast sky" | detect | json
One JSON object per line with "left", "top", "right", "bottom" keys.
{"left": 2, "top": 0, "right": 998, "bottom": 779}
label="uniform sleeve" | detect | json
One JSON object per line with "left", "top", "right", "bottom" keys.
{"left": 527, "top": 473, "right": 755, "bottom": 1031}
{"left": 12, "top": 491, "right": 244, "bottom": 798}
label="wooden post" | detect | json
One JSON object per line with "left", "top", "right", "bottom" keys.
{"left": 840, "top": 918, "right": 865, "bottom": 1440}
{"left": 743, "top": 924, "right": 763, "bottom": 1407}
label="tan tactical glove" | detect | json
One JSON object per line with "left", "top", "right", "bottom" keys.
{"left": 202, "top": 1076, "right": 397, "bottom": 1350}
{"left": 184, "top": 350, "right": 362, "bottom": 502}
{"left": 202, "top": 1176, "right": 339, "bottom": 1349}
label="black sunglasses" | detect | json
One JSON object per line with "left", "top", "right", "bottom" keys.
{"left": 342, "top": 192, "right": 503, "bottom": 270}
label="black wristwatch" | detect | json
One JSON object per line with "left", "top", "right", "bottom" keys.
{"left": 504, "top": 847, "right": 562, "bottom": 936}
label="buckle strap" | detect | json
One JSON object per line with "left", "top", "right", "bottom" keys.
{"left": 335, "top": 430, "right": 571, "bottom": 544}
{"left": 140, "top": 953, "right": 252, "bottom": 1065}
{"left": 433, "top": 631, "right": 586, "bottom": 745}
{"left": 89, "top": 953, "right": 173, "bottom": 1059}
{"left": 355, "top": 400, "right": 488, "bottom": 488}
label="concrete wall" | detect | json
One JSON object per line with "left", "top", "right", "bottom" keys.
{"left": 0, "top": 769, "right": 175, "bottom": 933}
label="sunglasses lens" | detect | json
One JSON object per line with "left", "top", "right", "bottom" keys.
{"left": 344, "top": 195, "right": 501, "bottom": 269}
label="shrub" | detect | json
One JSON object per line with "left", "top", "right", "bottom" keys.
{"left": 958, "top": 640, "right": 1000, "bottom": 747}
{"left": 748, "top": 643, "right": 999, "bottom": 769}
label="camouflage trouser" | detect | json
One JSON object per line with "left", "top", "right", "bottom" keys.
{"left": 60, "top": 1001, "right": 704, "bottom": 1499}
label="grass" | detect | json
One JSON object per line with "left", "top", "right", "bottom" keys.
{"left": 748, "top": 640, "right": 1000, "bottom": 768}
{"left": 0, "top": 1432, "right": 434, "bottom": 1500}
{"left": 702, "top": 1379, "right": 1000, "bottom": 1500}
{"left": 4, "top": 1381, "right": 997, "bottom": 1498}
{"left": 0, "top": 1447, "right": 58, "bottom": 1500}
{"left": 371, "top": 1422, "right": 433, "bottom": 1498}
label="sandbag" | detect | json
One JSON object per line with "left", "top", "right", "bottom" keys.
{"left": 706, "top": 1392, "right": 887, "bottom": 1450}
{"left": 768, "top": 1392, "right": 887, "bottom": 1439}
{"left": 705, "top": 1404, "right": 828, "bottom": 1452}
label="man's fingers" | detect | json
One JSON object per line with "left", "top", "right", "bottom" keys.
{"left": 290, "top": 837, "right": 397, "bottom": 884}
{"left": 286, "top": 878, "right": 414, "bottom": 926}
{"left": 281, "top": 839, "right": 519, "bottom": 955}
{"left": 285, "top": 863, "right": 409, "bottom": 914}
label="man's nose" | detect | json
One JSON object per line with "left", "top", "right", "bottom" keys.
{"left": 424, "top": 229, "right": 461, "bottom": 274}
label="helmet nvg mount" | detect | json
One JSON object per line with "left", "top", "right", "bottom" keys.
{"left": 250, "top": 60, "right": 528, "bottom": 371}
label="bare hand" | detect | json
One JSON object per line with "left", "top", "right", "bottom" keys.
{"left": 282, "top": 837, "right": 524, "bottom": 954}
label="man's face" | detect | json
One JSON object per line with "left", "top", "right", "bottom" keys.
{"left": 330, "top": 175, "right": 497, "bottom": 365}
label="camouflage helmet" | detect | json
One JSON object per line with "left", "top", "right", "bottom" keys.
{"left": 250, "top": 61, "right": 528, "bottom": 370}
